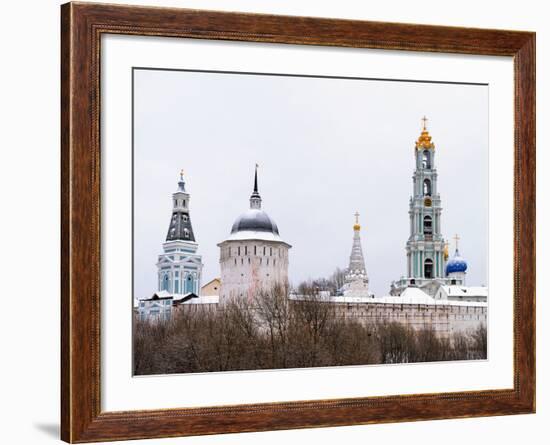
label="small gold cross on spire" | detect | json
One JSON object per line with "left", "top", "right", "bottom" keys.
{"left": 180, "top": 169, "right": 184, "bottom": 180}
{"left": 453, "top": 233, "right": 460, "bottom": 250}
{"left": 355, "top": 211, "right": 360, "bottom": 224}
{"left": 421, "top": 115, "right": 428, "bottom": 130}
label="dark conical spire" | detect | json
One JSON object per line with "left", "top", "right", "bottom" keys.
{"left": 253, "top": 163, "right": 258, "bottom": 193}
{"left": 250, "top": 163, "right": 262, "bottom": 209}
{"left": 166, "top": 169, "right": 195, "bottom": 242}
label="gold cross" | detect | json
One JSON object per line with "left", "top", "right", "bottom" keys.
{"left": 453, "top": 233, "right": 460, "bottom": 250}
{"left": 421, "top": 115, "right": 428, "bottom": 130}
{"left": 180, "top": 169, "right": 184, "bottom": 179}
{"left": 355, "top": 212, "right": 360, "bottom": 224}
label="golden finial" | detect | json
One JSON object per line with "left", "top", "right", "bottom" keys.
{"left": 415, "top": 116, "right": 435, "bottom": 150}
{"left": 444, "top": 241, "right": 449, "bottom": 261}
{"left": 179, "top": 169, "right": 184, "bottom": 180}
{"left": 353, "top": 211, "right": 361, "bottom": 231}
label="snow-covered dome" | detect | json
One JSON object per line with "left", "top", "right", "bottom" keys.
{"left": 221, "top": 165, "right": 290, "bottom": 245}
{"left": 445, "top": 249, "right": 468, "bottom": 275}
{"left": 231, "top": 209, "right": 279, "bottom": 235}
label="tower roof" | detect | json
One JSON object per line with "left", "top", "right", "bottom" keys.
{"left": 445, "top": 235, "right": 468, "bottom": 275}
{"left": 445, "top": 249, "right": 468, "bottom": 275}
{"left": 225, "top": 165, "right": 288, "bottom": 245}
{"left": 415, "top": 116, "right": 435, "bottom": 150}
{"left": 347, "top": 213, "right": 367, "bottom": 278}
{"left": 166, "top": 171, "right": 195, "bottom": 242}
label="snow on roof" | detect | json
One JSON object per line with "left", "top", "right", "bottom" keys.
{"left": 439, "top": 286, "right": 488, "bottom": 297}
{"left": 138, "top": 290, "right": 173, "bottom": 301}
{"left": 218, "top": 230, "right": 291, "bottom": 246}
{"left": 290, "top": 287, "right": 486, "bottom": 308}
{"left": 181, "top": 295, "right": 219, "bottom": 304}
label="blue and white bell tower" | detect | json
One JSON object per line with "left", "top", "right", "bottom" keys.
{"left": 391, "top": 118, "right": 459, "bottom": 296}
{"left": 156, "top": 170, "right": 203, "bottom": 296}
{"left": 406, "top": 116, "right": 446, "bottom": 281}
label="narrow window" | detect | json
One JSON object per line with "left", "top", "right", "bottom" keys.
{"left": 424, "top": 259, "right": 434, "bottom": 279}
{"left": 423, "top": 178, "right": 432, "bottom": 196}
{"left": 422, "top": 150, "right": 431, "bottom": 169}
{"left": 245, "top": 246, "right": 248, "bottom": 255}
{"left": 423, "top": 215, "right": 433, "bottom": 235}
{"left": 238, "top": 246, "right": 241, "bottom": 256}
{"left": 254, "top": 245, "right": 257, "bottom": 255}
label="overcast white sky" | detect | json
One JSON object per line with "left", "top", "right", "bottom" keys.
{"left": 133, "top": 68, "right": 488, "bottom": 298}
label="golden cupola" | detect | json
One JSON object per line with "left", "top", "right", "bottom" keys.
{"left": 415, "top": 116, "right": 435, "bottom": 150}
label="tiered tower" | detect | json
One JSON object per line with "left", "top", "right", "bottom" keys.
{"left": 391, "top": 117, "right": 453, "bottom": 296}
{"left": 156, "top": 171, "right": 203, "bottom": 295}
{"left": 341, "top": 213, "right": 370, "bottom": 297}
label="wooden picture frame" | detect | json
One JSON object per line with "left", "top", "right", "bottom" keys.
{"left": 61, "top": 2, "right": 535, "bottom": 442}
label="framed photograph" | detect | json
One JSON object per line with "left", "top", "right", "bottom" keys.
{"left": 61, "top": 2, "right": 535, "bottom": 442}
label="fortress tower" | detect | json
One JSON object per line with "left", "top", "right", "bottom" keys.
{"left": 218, "top": 165, "right": 291, "bottom": 303}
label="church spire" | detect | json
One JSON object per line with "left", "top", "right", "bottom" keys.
{"left": 166, "top": 170, "right": 195, "bottom": 242}
{"left": 347, "top": 212, "right": 367, "bottom": 277}
{"left": 250, "top": 163, "right": 262, "bottom": 209}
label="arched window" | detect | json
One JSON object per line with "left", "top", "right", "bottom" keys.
{"left": 424, "top": 259, "right": 434, "bottom": 279}
{"left": 423, "top": 178, "right": 432, "bottom": 196}
{"left": 162, "top": 274, "right": 170, "bottom": 291}
{"left": 423, "top": 215, "right": 433, "bottom": 235}
{"left": 185, "top": 275, "right": 194, "bottom": 294}
{"left": 422, "top": 150, "right": 431, "bottom": 169}
{"left": 183, "top": 228, "right": 189, "bottom": 239}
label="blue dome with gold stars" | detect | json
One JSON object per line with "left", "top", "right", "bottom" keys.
{"left": 445, "top": 249, "right": 468, "bottom": 275}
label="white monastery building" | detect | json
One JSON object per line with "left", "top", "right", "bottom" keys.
{"left": 138, "top": 119, "right": 487, "bottom": 336}
{"left": 218, "top": 166, "right": 291, "bottom": 303}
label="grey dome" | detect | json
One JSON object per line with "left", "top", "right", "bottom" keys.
{"left": 231, "top": 209, "right": 280, "bottom": 235}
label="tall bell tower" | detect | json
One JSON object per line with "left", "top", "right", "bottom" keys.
{"left": 406, "top": 116, "right": 446, "bottom": 280}
{"left": 391, "top": 118, "right": 449, "bottom": 296}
